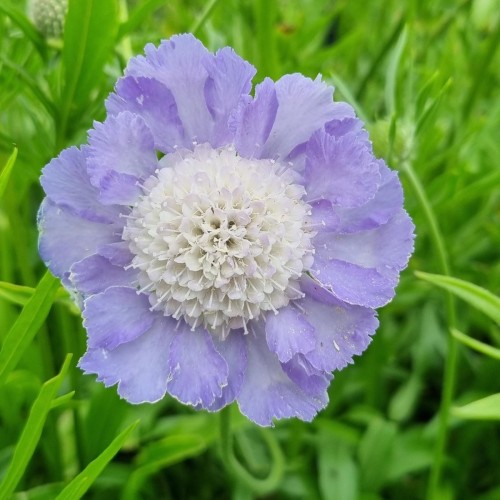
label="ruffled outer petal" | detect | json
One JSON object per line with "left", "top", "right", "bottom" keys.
{"left": 311, "top": 209, "right": 415, "bottom": 307}
{"left": 106, "top": 76, "right": 186, "bottom": 153}
{"left": 231, "top": 78, "right": 278, "bottom": 159}
{"left": 204, "top": 47, "right": 256, "bottom": 146}
{"left": 298, "top": 293, "right": 379, "bottom": 372}
{"left": 166, "top": 324, "right": 228, "bottom": 408}
{"left": 265, "top": 307, "right": 316, "bottom": 363}
{"left": 70, "top": 254, "right": 136, "bottom": 295}
{"left": 83, "top": 287, "right": 154, "bottom": 350}
{"left": 334, "top": 161, "right": 404, "bottom": 233}
{"left": 261, "top": 74, "right": 339, "bottom": 160}
{"left": 312, "top": 257, "right": 396, "bottom": 309}
{"left": 40, "top": 146, "right": 120, "bottom": 223}
{"left": 87, "top": 111, "right": 157, "bottom": 205}
{"left": 126, "top": 34, "right": 214, "bottom": 143}
{"left": 38, "top": 199, "right": 120, "bottom": 280}
{"left": 305, "top": 128, "right": 380, "bottom": 208}
{"left": 208, "top": 332, "right": 247, "bottom": 411}
{"left": 79, "top": 316, "right": 174, "bottom": 404}
{"left": 236, "top": 323, "right": 328, "bottom": 427}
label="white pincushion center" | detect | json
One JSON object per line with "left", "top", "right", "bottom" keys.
{"left": 123, "top": 144, "right": 314, "bottom": 338}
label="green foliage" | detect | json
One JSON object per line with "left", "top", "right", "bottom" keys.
{"left": 0, "top": 0, "right": 499, "bottom": 498}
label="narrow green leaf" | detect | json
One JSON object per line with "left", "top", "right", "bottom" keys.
{"left": 0, "top": 147, "right": 17, "bottom": 199}
{"left": 451, "top": 328, "right": 500, "bottom": 361}
{"left": 59, "top": 0, "right": 119, "bottom": 141}
{"left": 0, "top": 280, "right": 68, "bottom": 307}
{"left": 453, "top": 394, "right": 500, "bottom": 420}
{"left": 0, "top": 55, "right": 57, "bottom": 119}
{"left": 55, "top": 420, "right": 139, "bottom": 500}
{"left": 50, "top": 391, "right": 75, "bottom": 410}
{"left": 0, "top": 355, "right": 72, "bottom": 500}
{"left": 123, "top": 435, "right": 207, "bottom": 500}
{"left": 385, "top": 24, "right": 407, "bottom": 116}
{"left": 0, "top": 2, "right": 47, "bottom": 60}
{"left": 415, "top": 271, "right": 500, "bottom": 324}
{"left": 0, "top": 271, "right": 59, "bottom": 385}
{"left": 118, "top": 0, "right": 165, "bottom": 39}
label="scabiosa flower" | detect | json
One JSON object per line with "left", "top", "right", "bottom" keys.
{"left": 38, "top": 34, "right": 414, "bottom": 426}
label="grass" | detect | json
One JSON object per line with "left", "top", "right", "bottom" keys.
{"left": 0, "top": 0, "right": 499, "bottom": 498}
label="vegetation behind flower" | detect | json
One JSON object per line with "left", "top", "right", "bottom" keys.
{"left": 0, "top": 0, "right": 499, "bottom": 499}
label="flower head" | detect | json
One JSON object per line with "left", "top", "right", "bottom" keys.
{"left": 29, "top": 0, "right": 67, "bottom": 39}
{"left": 38, "top": 34, "right": 414, "bottom": 426}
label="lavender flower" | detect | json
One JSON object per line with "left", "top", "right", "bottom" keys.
{"left": 38, "top": 34, "right": 414, "bottom": 426}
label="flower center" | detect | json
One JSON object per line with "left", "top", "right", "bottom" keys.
{"left": 123, "top": 144, "right": 314, "bottom": 338}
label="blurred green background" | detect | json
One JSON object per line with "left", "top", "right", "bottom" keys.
{"left": 0, "top": 0, "right": 499, "bottom": 498}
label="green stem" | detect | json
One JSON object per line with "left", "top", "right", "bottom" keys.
{"left": 402, "top": 160, "right": 457, "bottom": 499}
{"left": 219, "top": 406, "right": 284, "bottom": 495}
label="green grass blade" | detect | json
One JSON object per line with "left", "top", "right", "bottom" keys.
{"left": 451, "top": 328, "right": 500, "bottom": 361}
{"left": 55, "top": 420, "right": 139, "bottom": 500}
{"left": 0, "top": 2, "right": 47, "bottom": 60}
{"left": 0, "top": 355, "right": 72, "bottom": 500}
{"left": 0, "top": 147, "right": 17, "bottom": 200}
{"left": 117, "top": 0, "right": 165, "bottom": 39}
{"left": 415, "top": 271, "right": 500, "bottom": 324}
{"left": 58, "top": 0, "right": 119, "bottom": 145}
{"left": 123, "top": 435, "right": 207, "bottom": 500}
{"left": 0, "top": 271, "right": 59, "bottom": 384}
{"left": 0, "top": 280, "right": 68, "bottom": 307}
{"left": 453, "top": 394, "right": 500, "bottom": 421}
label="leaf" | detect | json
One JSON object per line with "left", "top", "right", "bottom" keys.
{"left": 358, "top": 418, "right": 397, "bottom": 491}
{"left": 453, "top": 394, "right": 500, "bottom": 420}
{"left": 0, "top": 2, "right": 47, "bottom": 60}
{"left": 55, "top": 420, "right": 139, "bottom": 500}
{"left": 0, "top": 271, "right": 60, "bottom": 385}
{"left": 0, "top": 356, "right": 72, "bottom": 500}
{"left": 123, "top": 435, "right": 207, "bottom": 500}
{"left": 0, "top": 280, "right": 68, "bottom": 307}
{"left": 117, "top": 0, "right": 165, "bottom": 39}
{"left": 415, "top": 271, "right": 500, "bottom": 324}
{"left": 0, "top": 147, "right": 17, "bottom": 200}
{"left": 317, "top": 429, "right": 359, "bottom": 500}
{"left": 59, "top": 0, "right": 119, "bottom": 138}
{"left": 451, "top": 328, "right": 500, "bottom": 361}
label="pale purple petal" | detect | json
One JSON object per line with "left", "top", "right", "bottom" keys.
{"left": 265, "top": 307, "right": 316, "bottom": 363}
{"left": 205, "top": 47, "right": 256, "bottom": 146}
{"left": 38, "top": 199, "right": 119, "bottom": 280}
{"left": 305, "top": 128, "right": 380, "bottom": 207}
{"left": 237, "top": 324, "right": 327, "bottom": 426}
{"left": 97, "top": 241, "right": 133, "bottom": 267}
{"left": 106, "top": 76, "right": 186, "bottom": 153}
{"left": 299, "top": 295, "right": 379, "bottom": 372}
{"left": 282, "top": 354, "right": 332, "bottom": 401}
{"left": 311, "top": 257, "right": 395, "bottom": 308}
{"left": 260, "top": 74, "right": 337, "bottom": 159}
{"left": 208, "top": 332, "right": 248, "bottom": 411}
{"left": 167, "top": 324, "right": 228, "bottom": 407}
{"left": 70, "top": 254, "right": 137, "bottom": 295}
{"left": 334, "top": 161, "right": 404, "bottom": 233}
{"left": 316, "top": 209, "right": 415, "bottom": 276}
{"left": 232, "top": 78, "right": 278, "bottom": 158}
{"left": 324, "top": 116, "right": 363, "bottom": 137}
{"left": 83, "top": 287, "right": 154, "bottom": 350}
{"left": 79, "top": 316, "right": 174, "bottom": 404}
{"left": 87, "top": 111, "right": 157, "bottom": 205}
{"left": 40, "top": 146, "right": 121, "bottom": 224}
{"left": 126, "top": 34, "right": 213, "bottom": 142}
{"left": 308, "top": 199, "right": 341, "bottom": 232}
